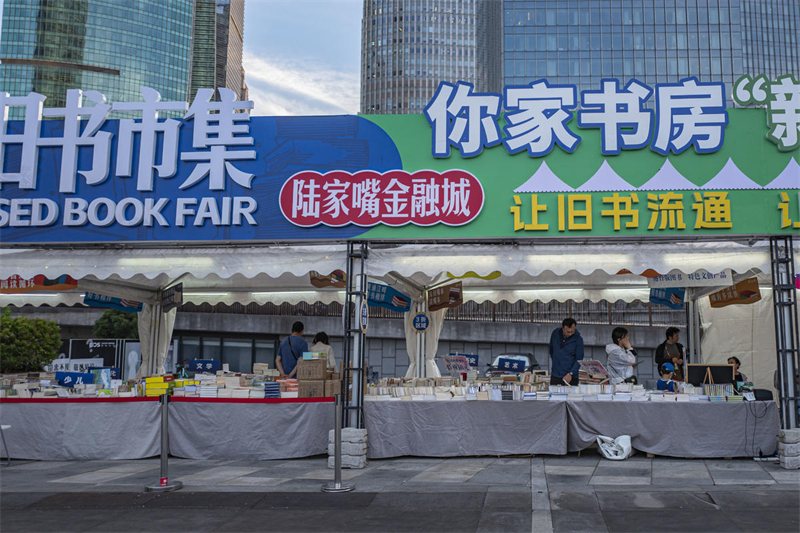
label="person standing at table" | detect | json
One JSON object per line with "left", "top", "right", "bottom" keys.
{"left": 549, "top": 318, "right": 584, "bottom": 386}
{"left": 655, "top": 327, "right": 685, "bottom": 381}
{"left": 310, "top": 332, "right": 336, "bottom": 370}
{"left": 606, "top": 327, "right": 638, "bottom": 384}
{"left": 276, "top": 321, "right": 308, "bottom": 379}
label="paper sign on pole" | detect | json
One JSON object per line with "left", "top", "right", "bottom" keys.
{"left": 428, "top": 281, "right": 463, "bottom": 312}
{"left": 440, "top": 354, "right": 471, "bottom": 374}
{"left": 647, "top": 269, "right": 733, "bottom": 288}
{"left": 709, "top": 277, "right": 762, "bottom": 308}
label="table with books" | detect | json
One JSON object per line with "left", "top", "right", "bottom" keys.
{"left": 362, "top": 375, "right": 779, "bottom": 459}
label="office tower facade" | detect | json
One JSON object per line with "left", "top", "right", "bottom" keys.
{"left": 189, "top": 0, "right": 246, "bottom": 102}
{"left": 360, "top": 0, "right": 502, "bottom": 114}
{"left": 501, "top": 0, "right": 800, "bottom": 107}
{"left": 1, "top": 0, "right": 194, "bottom": 115}
{"left": 1, "top": 0, "right": 248, "bottom": 119}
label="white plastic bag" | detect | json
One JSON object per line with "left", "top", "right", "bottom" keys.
{"left": 596, "top": 435, "right": 634, "bottom": 460}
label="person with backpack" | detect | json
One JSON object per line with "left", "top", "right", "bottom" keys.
{"left": 276, "top": 321, "right": 308, "bottom": 379}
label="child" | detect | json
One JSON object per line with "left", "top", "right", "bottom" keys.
{"left": 657, "top": 363, "right": 679, "bottom": 392}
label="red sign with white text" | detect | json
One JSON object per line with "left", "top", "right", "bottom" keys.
{"left": 279, "top": 170, "right": 484, "bottom": 227}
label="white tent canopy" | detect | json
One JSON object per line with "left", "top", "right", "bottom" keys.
{"left": 2, "top": 240, "right": 793, "bottom": 379}
{"left": 0, "top": 240, "right": 783, "bottom": 308}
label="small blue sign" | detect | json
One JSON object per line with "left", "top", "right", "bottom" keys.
{"left": 649, "top": 287, "right": 685, "bottom": 310}
{"left": 55, "top": 372, "right": 95, "bottom": 387}
{"left": 189, "top": 359, "right": 220, "bottom": 373}
{"left": 497, "top": 358, "right": 525, "bottom": 373}
{"left": 412, "top": 313, "right": 430, "bottom": 332}
{"left": 360, "top": 300, "right": 369, "bottom": 334}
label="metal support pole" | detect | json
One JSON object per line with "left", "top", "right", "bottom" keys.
{"left": 145, "top": 395, "right": 183, "bottom": 492}
{"left": 322, "top": 395, "right": 355, "bottom": 493}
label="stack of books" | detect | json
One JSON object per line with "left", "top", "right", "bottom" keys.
{"left": 612, "top": 393, "right": 632, "bottom": 402}
{"left": 199, "top": 385, "right": 218, "bottom": 398}
{"left": 264, "top": 382, "right": 280, "bottom": 398}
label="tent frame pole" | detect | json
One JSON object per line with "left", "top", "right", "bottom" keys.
{"left": 342, "top": 241, "right": 368, "bottom": 429}
{"left": 770, "top": 236, "right": 799, "bottom": 429}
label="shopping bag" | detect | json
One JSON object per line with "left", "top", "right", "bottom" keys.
{"left": 596, "top": 435, "right": 634, "bottom": 460}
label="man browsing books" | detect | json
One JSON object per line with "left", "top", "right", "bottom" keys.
{"left": 276, "top": 321, "right": 308, "bottom": 379}
{"left": 549, "top": 318, "right": 584, "bottom": 386}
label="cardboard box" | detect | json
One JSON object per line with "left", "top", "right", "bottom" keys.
{"left": 325, "top": 379, "right": 342, "bottom": 397}
{"left": 298, "top": 380, "right": 326, "bottom": 398}
{"left": 297, "top": 359, "right": 326, "bottom": 380}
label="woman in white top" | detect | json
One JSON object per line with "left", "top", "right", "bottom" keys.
{"left": 605, "top": 327, "right": 638, "bottom": 384}
{"left": 310, "top": 332, "right": 336, "bottom": 370}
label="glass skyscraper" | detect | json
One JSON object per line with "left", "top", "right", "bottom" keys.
{"left": 360, "top": 0, "right": 502, "bottom": 114}
{"left": 1, "top": 0, "right": 195, "bottom": 115}
{"left": 1, "top": 0, "right": 248, "bottom": 118}
{"left": 501, "top": 0, "right": 800, "bottom": 107}
{"left": 189, "top": 0, "right": 247, "bottom": 102}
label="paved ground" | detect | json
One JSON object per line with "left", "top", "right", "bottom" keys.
{"left": 1, "top": 454, "right": 798, "bottom": 532}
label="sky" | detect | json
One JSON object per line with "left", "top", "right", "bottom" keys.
{"left": 242, "top": 0, "right": 363, "bottom": 116}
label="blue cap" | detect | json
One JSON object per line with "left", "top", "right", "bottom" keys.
{"left": 661, "top": 362, "right": 675, "bottom": 373}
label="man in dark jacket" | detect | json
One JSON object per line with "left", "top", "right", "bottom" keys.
{"left": 549, "top": 318, "right": 584, "bottom": 385}
{"left": 655, "top": 327, "right": 684, "bottom": 381}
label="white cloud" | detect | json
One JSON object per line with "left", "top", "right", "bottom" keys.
{"left": 243, "top": 51, "right": 360, "bottom": 116}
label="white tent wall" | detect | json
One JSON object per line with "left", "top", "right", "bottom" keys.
{"left": 135, "top": 304, "right": 177, "bottom": 379}
{"left": 698, "top": 291, "right": 782, "bottom": 398}
{"left": 424, "top": 309, "right": 446, "bottom": 378}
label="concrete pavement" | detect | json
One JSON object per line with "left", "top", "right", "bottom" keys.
{"left": 1, "top": 454, "right": 798, "bottom": 532}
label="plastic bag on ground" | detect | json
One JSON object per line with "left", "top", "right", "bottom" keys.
{"left": 596, "top": 435, "right": 634, "bottom": 460}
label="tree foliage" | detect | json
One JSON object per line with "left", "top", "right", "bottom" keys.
{"left": 93, "top": 309, "right": 139, "bottom": 340}
{"left": 0, "top": 308, "right": 63, "bottom": 373}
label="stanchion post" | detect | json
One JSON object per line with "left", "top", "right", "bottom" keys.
{"left": 146, "top": 394, "right": 183, "bottom": 492}
{"left": 322, "top": 394, "right": 354, "bottom": 493}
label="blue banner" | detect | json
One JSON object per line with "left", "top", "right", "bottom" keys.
{"left": 83, "top": 292, "right": 143, "bottom": 313}
{"left": 367, "top": 282, "right": 411, "bottom": 313}
{"left": 649, "top": 287, "right": 686, "bottom": 310}
{"left": 1, "top": 115, "right": 401, "bottom": 244}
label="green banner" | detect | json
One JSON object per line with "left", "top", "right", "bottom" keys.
{"left": 363, "top": 109, "right": 799, "bottom": 239}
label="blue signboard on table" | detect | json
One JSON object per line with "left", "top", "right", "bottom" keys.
{"left": 55, "top": 372, "right": 94, "bottom": 387}
{"left": 189, "top": 360, "right": 220, "bottom": 373}
{"left": 649, "top": 287, "right": 686, "bottom": 310}
{"left": 497, "top": 358, "right": 525, "bottom": 373}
